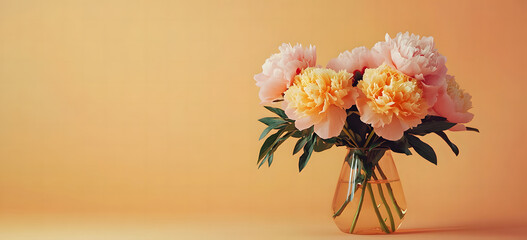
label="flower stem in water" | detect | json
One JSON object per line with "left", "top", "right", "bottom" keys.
{"left": 367, "top": 182, "right": 390, "bottom": 234}
{"left": 349, "top": 181, "right": 368, "bottom": 233}
{"left": 375, "top": 163, "right": 404, "bottom": 219}
{"left": 372, "top": 172, "right": 395, "bottom": 232}
{"left": 332, "top": 196, "right": 350, "bottom": 218}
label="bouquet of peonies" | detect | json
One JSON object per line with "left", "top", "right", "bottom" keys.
{"left": 254, "top": 32, "right": 479, "bottom": 234}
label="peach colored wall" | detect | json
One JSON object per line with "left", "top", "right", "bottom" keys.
{"left": 0, "top": 0, "right": 526, "bottom": 229}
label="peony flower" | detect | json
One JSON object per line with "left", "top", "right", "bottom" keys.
{"left": 433, "top": 75, "right": 474, "bottom": 127}
{"left": 326, "top": 46, "right": 376, "bottom": 74}
{"left": 356, "top": 64, "right": 428, "bottom": 141}
{"left": 283, "top": 67, "right": 358, "bottom": 139}
{"left": 371, "top": 32, "right": 447, "bottom": 108}
{"left": 254, "top": 43, "right": 316, "bottom": 104}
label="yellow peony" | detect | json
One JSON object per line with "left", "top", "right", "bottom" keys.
{"left": 284, "top": 67, "right": 358, "bottom": 139}
{"left": 356, "top": 64, "right": 428, "bottom": 140}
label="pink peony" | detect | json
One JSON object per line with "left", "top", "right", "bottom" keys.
{"left": 254, "top": 43, "right": 316, "bottom": 104}
{"left": 371, "top": 32, "right": 448, "bottom": 108}
{"left": 433, "top": 75, "right": 474, "bottom": 126}
{"left": 326, "top": 47, "right": 376, "bottom": 74}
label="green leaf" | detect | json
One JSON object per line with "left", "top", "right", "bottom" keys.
{"left": 273, "top": 131, "right": 295, "bottom": 150}
{"left": 259, "top": 126, "right": 274, "bottom": 140}
{"left": 406, "top": 134, "right": 437, "bottom": 165}
{"left": 407, "top": 120, "right": 456, "bottom": 136}
{"left": 434, "top": 131, "right": 459, "bottom": 156}
{"left": 353, "top": 132, "right": 363, "bottom": 145}
{"left": 282, "top": 123, "right": 297, "bottom": 133}
{"left": 259, "top": 123, "right": 287, "bottom": 140}
{"left": 258, "top": 154, "right": 268, "bottom": 168}
{"left": 313, "top": 136, "right": 334, "bottom": 152}
{"left": 291, "top": 126, "right": 313, "bottom": 138}
{"left": 258, "top": 117, "right": 287, "bottom": 126}
{"left": 264, "top": 131, "right": 295, "bottom": 167}
{"left": 368, "top": 140, "right": 385, "bottom": 150}
{"left": 367, "top": 148, "right": 387, "bottom": 166}
{"left": 298, "top": 135, "right": 316, "bottom": 172}
{"left": 465, "top": 127, "right": 480, "bottom": 133}
{"left": 267, "top": 153, "right": 274, "bottom": 167}
{"left": 264, "top": 106, "right": 288, "bottom": 119}
{"left": 385, "top": 137, "right": 412, "bottom": 155}
{"left": 258, "top": 129, "right": 284, "bottom": 163}
{"left": 423, "top": 115, "right": 448, "bottom": 122}
{"left": 291, "top": 131, "right": 304, "bottom": 138}
{"left": 293, "top": 136, "right": 310, "bottom": 155}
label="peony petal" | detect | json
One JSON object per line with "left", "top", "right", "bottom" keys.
{"left": 283, "top": 104, "right": 296, "bottom": 119}
{"left": 326, "top": 53, "right": 348, "bottom": 72}
{"left": 327, "top": 47, "right": 376, "bottom": 74}
{"left": 434, "top": 93, "right": 474, "bottom": 124}
{"left": 370, "top": 42, "right": 392, "bottom": 68}
{"left": 295, "top": 115, "right": 314, "bottom": 131}
{"left": 283, "top": 102, "right": 314, "bottom": 131}
{"left": 425, "top": 65, "right": 447, "bottom": 86}
{"left": 313, "top": 105, "right": 346, "bottom": 139}
{"left": 432, "top": 75, "right": 474, "bottom": 124}
{"left": 391, "top": 50, "right": 414, "bottom": 76}
{"left": 449, "top": 124, "right": 467, "bottom": 131}
{"left": 258, "top": 78, "right": 288, "bottom": 104}
{"left": 451, "top": 110, "right": 474, "bottom": 123}
{"left": 341, "top": 87, "right": 359, "bottom": 109}
{"left": 421, "top": 82, "right": 441, "bottom": 107}
{"left": 254, "top": 73, "right": 267, "bottom": 83}
{"left": 374, "top": 117, "right": 405, "bottom": 141}
{"left": 357, "top": 97, "right": 383, "bottom": 128}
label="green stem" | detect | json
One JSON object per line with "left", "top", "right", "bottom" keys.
{"left": 342, "top": 126, "right": 359, "bottom": 148}
{"left": 349, "top": 180, "right": 368, "bottom": 234}
{"left": 347, "top": 111, "right": 360, "bottom": 116}
{"left": 372, "top": 172, "right": 395, "bottom": 232}
{"left": 367, "top": 183, "right": 390, "bottom": 234}
{"left": 332, "top": 196, "right": 350, "bottom": 218}
{"left": 376, "top": 163, "right": 405, "bottom": 219}
{"left": 363, "top": 129, "right": 375, "bottom": 148}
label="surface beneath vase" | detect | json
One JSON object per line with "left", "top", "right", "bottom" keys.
{"left": 1, "top": 214, "right": 526, "bottom": 240}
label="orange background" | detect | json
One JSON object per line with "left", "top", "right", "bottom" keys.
{"left": 0, "top": 0, "right": 526, "bottom": 239}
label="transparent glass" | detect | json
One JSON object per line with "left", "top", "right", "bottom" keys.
{"left": 331, "top": 148, "right": 407, "bottom": 234}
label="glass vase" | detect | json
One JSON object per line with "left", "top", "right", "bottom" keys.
{"left": 331, "top": 148, "right": 407, "bottom": 234}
